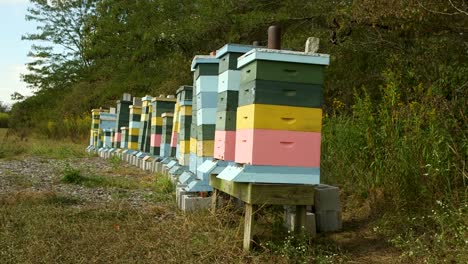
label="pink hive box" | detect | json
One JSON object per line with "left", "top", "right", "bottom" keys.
{"left": 150, "top": 134, "right": 162, "bottom": 147}
{"left": 235, "top": 129, "right": 321, "bottom": 167}
{"left": 170, "top": 132, "right": 178, "bottom": 147}
{"left": 214, "top": 130, "right": 236, "bottom": 160}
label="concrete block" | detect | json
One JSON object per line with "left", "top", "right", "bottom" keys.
{"left": 181, "top": 194, "right": 211, "bottom": 212}
{"left": 314, "top": 184, "right": 341, "bottom": 211}
{"left": 315, "top": 210, "right": 342, "bottom": 232}
{"left": 176, "top": 186, "right": 188, "bottom": 208}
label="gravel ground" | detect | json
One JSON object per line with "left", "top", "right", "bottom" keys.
{"left": 0, "top": 156, "right": 158, "bottom": 208}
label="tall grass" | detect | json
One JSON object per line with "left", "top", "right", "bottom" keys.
{"left": 321, "top": 70, "right": 467, "bottom": 262}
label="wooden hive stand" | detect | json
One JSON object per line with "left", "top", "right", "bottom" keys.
{"left": 209, "top": 174, "right": 315, "bottom": 251}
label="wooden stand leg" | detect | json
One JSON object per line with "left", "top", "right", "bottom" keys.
{"left": 295, "top": 205, "right": 307, "bottom": 234}
{"left": 243, "top": 203, "right": 255, "bottom": 252}
{"left": 211, "top": 188, "right": 219, "bottom": 213}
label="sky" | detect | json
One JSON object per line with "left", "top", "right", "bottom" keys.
{"left": 0, "top": 0, "right": 36, "bottom": 106}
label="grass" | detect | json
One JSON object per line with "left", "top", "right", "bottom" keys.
{"left": 0, "top": 128, "right": 87, "bottom": 159}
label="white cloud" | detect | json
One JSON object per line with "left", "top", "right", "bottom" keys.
{"left": 0, "top": 63, "right": 33, "bottom": 105}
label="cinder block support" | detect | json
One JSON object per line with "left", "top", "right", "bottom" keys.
{"left": 314, "top": 184, "right": 342, "bottom": 232}
{"left": 181, "top": 194, "right": 211, "bottom": 212}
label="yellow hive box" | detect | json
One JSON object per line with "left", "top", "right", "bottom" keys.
{"left": 173, "top": 121, "right": 179, "bottom": 132}
{"left": 128, "top": 142, "right": 139, "bottom": 150}
{"left": 196, "top": 140, "right": 214, "bottom": 156}
{"left": 129, "top": 128, "right": 139, "bottom": 136}
{"left": 190, "top": 137, "right": 197, "bottom": 153}
{"left": 151, "top": 117, "right": 163, "bottom": 126}
{"left": 179, "top": 105, "right": 192, "bottom": 116}
{"left": 236, "top": 104, "right": 322, "bottom": 132}
{"left": 179, "top": 140, "right": 190, "bottom": 154}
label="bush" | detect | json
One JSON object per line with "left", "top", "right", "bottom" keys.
{"left": 0, "top": 113, "right": 9, "bottom": 128}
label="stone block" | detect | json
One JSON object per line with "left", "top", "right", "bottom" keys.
{"left": 314, "top": 184, "right": 341, "bottom": 211}
{"left": 315, "top": 210, "right": 342, "bottom": 232}
{"left": 181, "top": 194, "right": 211, "bottom": 212}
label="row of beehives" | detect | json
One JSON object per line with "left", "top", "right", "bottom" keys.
{"left": 86, "top": 43, "right": 341, "bottom": 232}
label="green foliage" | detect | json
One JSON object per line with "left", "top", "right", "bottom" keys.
{"left": 0, "top": 113, "right": 9, "bottom": 128}
{"left": 61, "top": 165, "right": 84, "bottom": 184}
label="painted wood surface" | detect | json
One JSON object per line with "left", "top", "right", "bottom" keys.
{"left": 235, "top": 129, "right": 321, "bottom": 167}
{"left": 195, "top": 76, "right": 219, "bottom": 94}
{"left": 217, "top": 70, "right": 242, "bottom": 92}
{"left": 150, "top": 134, "right": 162, "bottom": 147}
{"left": 216, "top": 110, "right": 237, "bottom": 131}
{"left": 236, "top": 104, "right": 322, "bottom": 132}
{"left": 196, "top": 124, "right": 216, "bottom": 140}
{"left": 214, "top": 130, "right": 236, "bottom": 161}
{"left": 216, "top": 164, "right": 320, "bottom": 184}
{"left": 196, "top": 108, "right": 217, "bottom": 125}
{"left": 238, "top": 80, "right": 323, "bottom": 108}
{"left": 196, "top": 92, "right": 218, "bottom": 109}
{"left": 209, "top": 174, "right": 316, "bottom": 205}
{"left": 194, "top": 63, "right": 219, "bottom": 80}
{"left": 217, "top": 90, "right": 239, "bottom": 111}
{"left": 196, "top": 140, "right": 215, "bottom": 156}
{"left": 179, "top": 140, "right": 190, "bottom": 154}
{"left": 218, "top": 52, "right": 245, "bottom": 73}
{"left": 239, "top": 60, "right": 325, "bottom": 85}
{"left": 237, "top": 48, "right": 330, "bottom": 68}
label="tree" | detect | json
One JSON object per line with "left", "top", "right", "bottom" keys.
{"left": 22, "top": 0, "right": 97, "bottom": 91}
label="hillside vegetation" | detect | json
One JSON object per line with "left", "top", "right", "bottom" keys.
{"left": 5, "top": 0, "right": 467, "bottom": 262}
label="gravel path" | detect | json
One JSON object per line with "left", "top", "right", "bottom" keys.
{"left": 0, "top": 156, "right": 158, "bottom": 208}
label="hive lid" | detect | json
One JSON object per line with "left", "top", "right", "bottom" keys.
{"left": 216, "top": 44, "right": 256, "bottom": 58}
{"left": 191, "top": 55, "right": 219, "bottom": 71}
{"left": 176, "top": 85, "right": 193, "bottom": 94}
{"left": 237, "top": 48, "right": 330, "bottom": 68}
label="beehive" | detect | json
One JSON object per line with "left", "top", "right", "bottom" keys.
{"left": 185, "top": 55, "right": 219, "bottom": 192}
{"left": 174, "top": 85, "right": 193, "bottom": 166}
{"left": 138, "top": 95, "right": 153, "bottom": 153}
{"left": 113, "top": 93, "right": 132, "bottom": 148}
{"left": 127, "top": 97, "right": 142, "bottom": 150}
{"left": 160, "top": 112, "right": 175, "bottom": 158}
{"left": 149, "top": 95, "right": 176, "bottom": 155}
{"left": 214, "top": 44, "right": 255, "bottom": 161}
{"left": 218, "top": 48, "right": 330, "bottom": 184}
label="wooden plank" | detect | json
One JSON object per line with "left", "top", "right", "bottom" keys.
{"left": 210, "top": 175, "right": 315, "bottom": 205}
{"left": 295, "top": 205, "right": 307, "bottom": 233}
{"left": 243, "top": 203, "right": 255, "bottom": 252}
{"left": 211, "top": 188, "right": 219, "bottom": 214}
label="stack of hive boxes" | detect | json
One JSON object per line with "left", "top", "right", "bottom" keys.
{"left": 160, "top": 112, "right": 175, "bottom": 158}
{"left": 113, "top": 94, "right": 132, "bottom": 148}
{"left": 214, "top": 44, "right": 254, "bottom": 162}
{"left": 185, "top": 55, "right": 219, "bottom": 192}
{"left": 150, "top": 95, "right": 176, "bottom": 156}
{"left": 90, "top": 108, "right": 109, "bottom": 149}
{"left": 120, "top": 127, "right": 129, "bottom": 149}
{"left": 159, "top": 112, "right": 175, "bottom": 157}
{"left": 175, "top": 86, "right": 193, "bottom": 166}
{"left": 218, "top": 48, "right": 329, "bottom": 184}
{"left": 127, "top": 97, "right": 142, "bottom": 150}
{"left": 138, "top": 95, "right": 153, "bottom": 153}
{"left": 99, "top": 108, "right": 117, "bottom": 148}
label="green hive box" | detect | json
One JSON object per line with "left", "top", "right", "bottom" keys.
{"left": 194, "top": 63, "right": 218, "bottom": 80}
{"left": 216, "top": 110, "right": 237, "bottom": 131}
{"left": 179, "top": 115, "right": 192, "bottom": 128}
{"left": 154, "top": 101, "right": 176, "bottom": 116}
{"left": 217, "top": 90, "right": 239, "bottom": 111}
{"left": 196, "top": 124, "right": 216, "bottom": 140}
{"left": 179, "top": 128, "right": 191, "bottom": 141}
{"left": 177, "top": 85, "right": 193, "bottom": 101}
{"left": 218, "top": 52, "right": 245, "bottom": 73}
{"left": 190, "top": 123, "right": 197, "bottom": 140}
{"left": 240, "top": 60, "right": 325, "bottom": 85}
{"left": 238, "top": 79, "right": 323, "bottom": 108}
{"left": 151, "top": 125, "right": 163, "bottom": 134}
